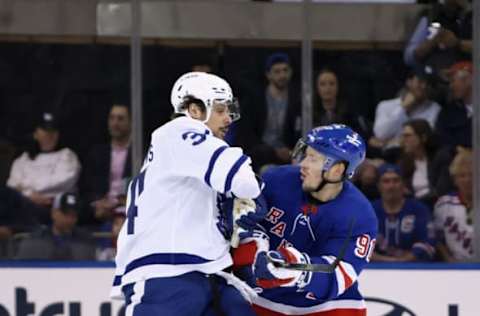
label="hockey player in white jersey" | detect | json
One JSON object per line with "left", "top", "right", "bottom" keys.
{"left": 111, "top": 72, "right": 264, "bottom": 316}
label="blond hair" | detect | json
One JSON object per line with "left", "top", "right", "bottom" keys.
{"left": 449, "top": 148, "right": 472, "bottom": 176}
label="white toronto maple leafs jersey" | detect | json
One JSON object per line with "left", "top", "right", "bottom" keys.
{"left": 111, "top": 116, "right": 260, "bottom": 299}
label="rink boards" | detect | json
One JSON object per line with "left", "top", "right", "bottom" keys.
{"left": 0, "top": 262, "right": 479, "bottom": 316}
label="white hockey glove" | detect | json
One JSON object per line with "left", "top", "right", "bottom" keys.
{"left": 230, "top": 198, "right": 258, "bottom": 247}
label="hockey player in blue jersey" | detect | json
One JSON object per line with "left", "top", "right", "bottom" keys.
{"left": 233, "top": 124, "right": 378, "bottom": 316}
{"left": 111, "top": 72, "right": 265, "bottom": 316}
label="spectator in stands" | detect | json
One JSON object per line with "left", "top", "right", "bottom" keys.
{"left": 6, "top": 112, "right": 81, "bottom": 224}
{"left": 191, "top": 62, "right": 213, "bottom": 74}
{"left": 434, "top": 148, "right": 473, "bottom": 262}
{"left": 15, "top": 192, "right": 95, "bottom": 260}
{"left": 404, "top": 0, "right": 471, "bottom": 75}
{"left": 82, "top": 104, "right": 131, "bottom": 224}
{"left": 435, "top": 60, "right": 472, "bottom": 148}
{"left": 353, "top": 160, "right": 380, "bottom": 201}
{"left": 398, "top": 119, "right": 438, "bottom": 207}
{"left": 313, "top": 68, "right": 371, "bottom": 140}
{"left": 96, "top": 209, "right": 126, "bottom": 261}
{"left": 431, "top": 60, "right": 473, "bottom": 198}
{"left": 369, "top": 68, "right": 441, "bottom": 156}
{"left": 0, "top": 186, "right": 38, "bottom": 258}
{"left": 371, "top": 164, "right": 436, "bottom": 262}
{"left": 236, "top": 52, "right": 301, "bottom": 172}
{"left": 0, "top": 139, "right": 15, "bottom": 185}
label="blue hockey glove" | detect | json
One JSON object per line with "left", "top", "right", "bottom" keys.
{"left": 254, "top": 247, "right": 312, "bottom": 289}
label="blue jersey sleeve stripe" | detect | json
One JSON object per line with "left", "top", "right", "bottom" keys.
{"left": 224, "top": 154, "right": 249, "bottom": 193}
{"left": 204, "top": 145, "right": 228, "bottom": 187}
{"left": 124, "top": 253, "right": 212, "bottom": 275}
{"left": 113, "top": 275, "right": 122, "bottom": 286}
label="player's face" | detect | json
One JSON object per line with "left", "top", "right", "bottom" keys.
{"left": 205, "top": 101, "right": 233, "bottom": 139}
{"left": 299, "top": 147, "right": 326, "bottom": 191}
{"left": 378, "top": 172, "right": 404, "bottom": 201}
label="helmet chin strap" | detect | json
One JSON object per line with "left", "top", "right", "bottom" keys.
{"left": 314, "top": 170, "right": 346, "bottom": 193}
{"left": 183, "top": 105, "right": 211, "bottom": 123}
{"left": 202, "top": 107, "right": 212, "bottom": 123}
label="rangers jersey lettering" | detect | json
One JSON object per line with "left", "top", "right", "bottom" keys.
{"left": 243, "top": 165, "right": 378, "bottom": 314}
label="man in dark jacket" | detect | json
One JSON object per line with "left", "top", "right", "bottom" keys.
{"left": 82, "top": 104, "right": 131, "bottom": 224}
{"left": 236, "top": 52, "right": 301, "bottom": 172}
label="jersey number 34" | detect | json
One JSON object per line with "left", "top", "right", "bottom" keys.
{"left": 126, "top": 170, "right": 146, "bottom": 235}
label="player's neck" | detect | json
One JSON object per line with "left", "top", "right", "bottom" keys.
{"left": 311, "top": 182, "right": 343, "bottom": 202}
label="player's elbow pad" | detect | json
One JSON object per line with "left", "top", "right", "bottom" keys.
{"left": 231, "top": 178, "right": 261, "bottom": 199}
{"left": 229, "top": 162, "right": 261, "bottom": 198}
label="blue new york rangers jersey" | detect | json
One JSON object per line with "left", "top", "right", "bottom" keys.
{"left": 250, "top": 165, "right": 378, "bottom": 314}
{"left": 111, "top": 116, "right": 260, "bottom": 300}
{"left": 372, "top": 198, "right": 435, "bottom": 260}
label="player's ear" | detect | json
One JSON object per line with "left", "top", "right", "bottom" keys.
{"left": 331, "top": 162, "right": 346, "bottom": 180}
{"left": 187, "top": 103, "right": 206, "bottom": 120}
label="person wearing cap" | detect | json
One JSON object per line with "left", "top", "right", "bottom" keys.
{"left": 369, "top": 68, "right": 441, "bottom": 153}
{"left": 15, "top": 192, "right": 95, "bottom": 260}
{"left": 404, "top": 0, "right": 472, "bottom": 72}
{"left": 6, "top": 112, "right": 81, "bottom": 224}
{"left": 371, "top": 163, "right": 436, "bottom": 262}
{"left": 236, "top": 52, "right": 301, "bottom": 172}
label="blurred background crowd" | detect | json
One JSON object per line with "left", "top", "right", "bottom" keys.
{"left": 0, "top": 0, "right": 475, "bottom": 263}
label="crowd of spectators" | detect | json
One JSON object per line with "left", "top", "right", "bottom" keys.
{"left": 0, "top": 0, "right": 475, "bottom": 262}
{"left": 0, "top": 104, "right": 130, "bottom": 260}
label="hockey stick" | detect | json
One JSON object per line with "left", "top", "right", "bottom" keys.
{"left": 267, "top": 218, "right": 356, "bottom": 273}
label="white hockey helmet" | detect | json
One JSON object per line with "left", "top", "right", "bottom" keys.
{"left": 170, "top": 72, "right": 239, "bottom": 122}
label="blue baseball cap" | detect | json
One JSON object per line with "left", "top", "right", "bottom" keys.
{"left": 377, "top": 163, "right": 402, "bottom": 178}
{"left": 265, "top": 52, "right": 290, "bottom": 72}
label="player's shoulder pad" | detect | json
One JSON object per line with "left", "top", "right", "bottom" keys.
{"left": 343, "top": 182, "right": 378, "bottom": 232}
{"left": 261, "top": 165, "right": 300, "bottom": 186}
{"left": 164, "top": 116, "right": 228, "bottom": 147}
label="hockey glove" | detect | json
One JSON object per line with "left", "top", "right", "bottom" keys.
{"left": 233, "top": 230, "right": 270, "bottom": 267}
{"left": 254, "top": 246, "right": 312, "bottom": 289}
{"left": 230, "top": 198, "right": 267, "bottom": 247}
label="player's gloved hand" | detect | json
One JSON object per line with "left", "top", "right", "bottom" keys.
{"left": 233, "top": 230, "right": 270, "bottom": 267}
{"left": 254, "top": 247, "right": 311, "bottom": 289}
{"left": 225, "top": 197, "right": 267, "bottom": 247}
